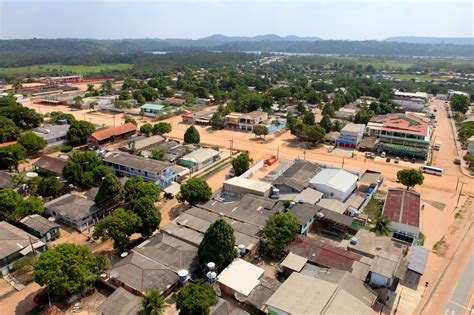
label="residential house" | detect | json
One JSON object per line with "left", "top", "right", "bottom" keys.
{"left": 98, "top": 287, "right": 141, "bottom": 315}
{"left": 0, "top": 171, "right": 14, "bottom": 189}
{"left": 0, "top": 221, "right": 47, "bottom": 275}
{"left": 33, "top": 155, "right": 67, "bottom": 176}
{"left": 393, "top": 91, "right": 429, "bottom": 111}
{"left": 164, "top": 97, "right": 186, "bottom": 106}
{"left": 238, "top": 111, "right": 269, "bottom": 131}
{"left": 334, "top": 107, "right": 358, "bottom": 121}
{"left": 382, "top": 189, "right": 422, "bottom": 244}
{"left": 286, "top": 203, "right": 322, "bottom": 235}
{"left": 34, "top": 124, "right": 70, "bottom": 147}
{"left": 223, "top": 177, "right": 273, "bottom": 198}
{"left": 224, "top": 112, "right": 244, "bottom": 129}
{"left": 218, "top": 258, "right": 265, "bottom": 297}
{"left": 20, "top": 214, "right": 60, "bottom": 242}
{"left": 336, "top": 123, "right": 366, "bottom": 149}
{"left": 103, "top": 152, "right": 177, "bottom": 188}
{"left": 88, "top": 123, "right": 137, "bottom": 148}
{"left": 126, "top": 135, "right": 165, "bottom": 152}
{"left": 309, "top": 168, "right": 359, "bottom": 202}
{"left": 179, "top": 148, "right": 220, "bottom": 171}
{"left": 181, "top": 110, "right": 215, "bottom": 125}
{"left": 140, "top": 103, "right": 166, "bottom": 117}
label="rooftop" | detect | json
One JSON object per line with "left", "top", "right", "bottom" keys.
{"left": 160, "top": 223, "right": 203, "bottom": 247}
{"left": 45, "top": 194, "right": 98, "bottom": 221}
{"left": 98, "top": 287, "right": 141, "bottom": 315}
{"left": 20, "top": 214, "right": 59, "bottom": 235}
{"left": 33, "top": 124, "right": 70, "bottom": 141}
{"left": 90, "top": 123, "right": 137, "bottom": 142}
{"left": 281, "top": 252, "right": 308, "bottom": 272}
{"left": 272, "top": 160, "right": 321, "bottom": 192}
{"left": 165, "top": 97, "right": 185, "bottom": 105}
{"left": 218, "top": 258, "right": 264, "bottom": 296}
{"left": 0, "top": 171, "right": 14, "bottom": 189}
{"left": 293, "top": 188, "right": 324, "bottom": 205}
{"left": 346, "top": 229, "right": 407, "bottom": 259}
{"left": 369, "top": 250, "right": 401, "bottom": 278}
{"left": 140, "top": 103, "right": 165, "bottom": 111}
{"left": 408, "top": 246, "right": 430, "bottom": 275}
{"left": 287, "top": 203, "right": 321, "bottom": 226}
{"left": 236, "top": 276, "right": 281, "bottom": 311}
{"left": 131, "top": 135, "right": 165, "bottom": 150}
{"left": 341, "top": 123, "right": 366, "bottom": 133}
{"left": 223, "top": 177, "right": 273, "bottom": 194}
{"left": 310, "top": 168, "right": 359, "bottom": 194}
{"left": 180, "top": 148, "right": 220, "bottom": 164}
{"left": 382, "top": 114, "right": 429, "bottom": 137}
{"left": 104, "top": 151, "right": 173, "bottom": 174}
{"left": 0, "top": 221, "right": 43, "bottom": 260}
{"left": 241, "top": 111, "right": 268, "bottom": 119}
{"left": 382, "top": 189, "right": 421, "bottom": 228}
{"left": 33, "top": 155, "right": 67, "bottom": 175}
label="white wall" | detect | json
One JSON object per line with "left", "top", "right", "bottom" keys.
{"left": 310, "top": 181, "right": 356, "bottom": 202}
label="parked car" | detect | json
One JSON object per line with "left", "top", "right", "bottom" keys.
{"left": 365, "top": 152, "right": 375, "bottom": 159}
{"left": 403, "top": 156, "right": 409, "bottom": 162}
{"left": 386, "top": 157, "right": 391, "bottom": 162}
{"left": 381, "top": 152, "right": 386, "bottom": 158}
{"left": 395, "top": 157, "right": 400, "bottom": 163}
{"left": 411, "top": 158, "right": 416, "bottom": 163}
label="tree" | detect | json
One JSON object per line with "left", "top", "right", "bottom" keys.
{"left": 18, "top": 132, "right": 47, "bottom": 155}
{"left": 296, "top": 123, "right": 326, "bottom": 144}
{"left": 253, "top": 124, "right": 269, "bottom": 139}
{"left": 124, "top": 116, "right": 138, "bottom": 126}
{"left": 210, "top": 112, "right": 224, "bottom": 130}
{"left": 91, "top": 165, "right": 113, "bottom": 185}
{"left": 319, "top": 114, "right": 332, "bottom": 133}
{"left": 262, "top": 212, "right": 300, "bottom": 255}
{"left": 124, "top": 177, "right": 161, "bottom": 202}
{"left": 34, "top": 243, "right": 109, "bottom": 296}
{"left": 66, "top": 120, "right": 96, "bottom": 145}
{"left": 322, "top": 103, "right": 335, "bottom": 116}
{"left": 0, "top": 116, "right": 20, "bottom": 143}
{"left": 95, "top": 173, "right": 124, "bottom": 206}
{"left": 49, "top": 111, "right": 76, "bottom": 124}
{"left": 141, "top": 289, "right": 168, "bottom": 315}
{"left": 0, "top": 100, "right": 43, "bottom": 128}
{"left": 450, "top": 94, "right": 470, "bottom": 114}
{"left": 175, "top": 281, "right": 218, "bottom": 315}
{"left": 353, "top": 108, "right": 374, "bottom": 125}
{"left": 73, "top": 96, "right": 84, "bottom": 108}
{"left": 0, "top": 143, "right": 26, "bottom": 170}
{"left": 38, "top": 176, "right": 64, "bottom": 198}
{"left": 63, "top": 151, "right": 103, "bottom": 187}
{"left": 178, "top": 178, "right": 212, "bottom": 205}
{"left": 140, "top": 123, "right": 153, "bottom": 137}
{"left": 93, "top": 208, "right": 141, "bottom": 251}
{"left": 371, "top": 215, "right": 391, "bottom": 236}
{"left": 198, "top": 219, "right": 236, "bottom": 269}
{"left": 307, "top": 91, "right": 321, "bottom": 105}
{"left": 101, "top": 80, "right": 113, "bottom": 95}
{"left": 184, "top": 126, "right": 200, "bottom": 144}
{"left": 89, "top": 101, "right": 98, "bottom": 112}
{"left": 10, "top": 196, "right": 44, "bottom": 220}
{"left": 128, "top": 197, "right": 161, "bottom": 238}
{"left": 150, "top": 149, "right": 166, "bottom": 161}
{"left": 303, "top": 111, "right": 316, "bottom": 125}
{"left": 152, "top": 122, "right": 172, "bottom": 135}
{"left": 396, "top": 169, "right": 424, "bottom": 190}
{"left": 231, "top": 153, "right": 253, "bottom": 176}
{"left": 0, "top": 188, "right": 23, "bottom": 220}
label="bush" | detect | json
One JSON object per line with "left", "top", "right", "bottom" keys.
{"left": 60, "top": 145, "right": 73, "bottom": 152}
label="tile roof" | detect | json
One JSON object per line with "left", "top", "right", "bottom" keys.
{"left": 33, "top": 155, "right": 67, "bottom": 174}
{"left": 382, "top": 114, "right": 429, "bottom": 137}
{"left": 165, "top": 97, "right": 185, "bottom": 105}
{"left": 382, "top": 189, "right": 421, "bottom": 228}
{"left": 91, "top": 123, "right": 136, "bottom": 142}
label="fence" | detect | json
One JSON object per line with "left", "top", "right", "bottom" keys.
{"left": 239, "top": 159, "right": 265, "bottom": 178}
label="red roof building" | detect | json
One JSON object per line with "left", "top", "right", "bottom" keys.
{"left": 165, "top": 97, "right": 186, "bottom": 106}
{"left": 382, "top": 189, "right": 421, "bottom": 243}
{"left": 88, "top": 123, "right": 137, "bottom": 147}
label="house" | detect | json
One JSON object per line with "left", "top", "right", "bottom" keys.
{"left": 42, "top": 75, "right": 83, "bottom": 84}
{"left": 103, "top": 152, "right": 177, "bottom": 189}
{"left": 238, "top": 111, "right": 269, "bottom": 131}
{"left": 98, "top": 287, "right": 141, "bottom": 315}
{"left": 140, "top": 103, "right": 166, "bottom": 117}
{"left": 224, "top": 113, "right": 243, "bottom": 129}
{"left": 0, "top": 221, "right": 47, "bottom": 275}
{"left": 271, "top": 160, "right": 321, "bottom": 193}
{"left": 179, "top": 148, "right": 220, "bottom": 171}
{"left": 467, "top": 136, "right": 474, "bottom": 154}
{"left": 33, "top": 124, "right": 70, "bottom": 147}
{"left": 88, "top": 123, "right": 137, "bottom": 148}
{"left": 234, "top": 277, "right": 280, "bottom": 312}
{"left": 33, "top": 155, "right": 67, "bottom": 176}
{"left": 292, "top": 188, "right": 324, "bottom": 205}
{"left": 447, "top": 90, "right": 469, "bottom": 100}
{"left": 265, "top": 270, "right": 377, "bottom": 315}
{"left": 44, "top": 194, "right": 102, "bottom": 231}
{"left": 382, "top": 189, "right": 422, "bottom": 244}
{"left": 368, "top": 250, "right": 405, "bottom": 288}
{"left": 336, "top": 123, "right": 366, "bottom": 149}
{"left": 334, "top": 107, "right": 358, "bottom": 120}
{"left": 0, "top": 171, "right": 14, "bottom": 189}
{"left": 309, "top": 168, "right": 358, "bottom": 202}
{"left": 20, "top": 214, "right": 60, "bottom": 242}
{"left": 223, "top": 177, "right": 273, "bottom": 198}
{"left": 218, "top": 258, "right": 265, "bottom": 296}
{"left": 323, "top": 131, "right": 340, "bottom": 145}
{"left": 126, "top": 135, "right": 165, "bottom": 151}
{"left": 280, "top": 252, "right": 308, "bottom": 274}
{"left": 286, "top": 203, "right": 321, "bottom": 235}
{"left": 346, "top": 229, "right": 408, "bottom": 259}
{"left": 164, "top": 97, "right": 186, "bottom": 106}
{"left": 181, "top": 110, "right": 215, "bottom": 125}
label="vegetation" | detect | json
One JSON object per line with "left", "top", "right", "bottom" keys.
{"left": 150, "top": 149, "right": 166, "bottom": 161}
{"left": 140, "top": 289, "right": 168, "bottom": 315}
{"left": 450, "top": 94, "right": 470, "bottom": 114}
{"left": 128, "top": 197, "right": 161, "bottom": 238}
{"left": 0, "top": 188, "right": 44, "bottom": 221}
{"left": 152, "top": 122, "right": 172, "bottom": 135}
{"left": 262, "top": 212, "right": 300, "bottom": 256}
{"left": 124, "top": 177, "right": 161, "bottom": 202}
{"left": 178, "top": 177, "right": 212, "bottom": 205}
{"left": 62, "top": 151, "right": 103, "bottom": 188}
{"left": 371, "top": 215, "right": 391, "bottom": 236}
{"left": 0, "top": 116, "right": 20, "bottom": 143}
{"left": 210, "top": 112, "right": 224, "bottom": 130}
{"left": 0, "top": 143, "right": 26, "bottom": 170}
{"left": 254, "top": 124, "right": 269, "bottom": 139}
{"left": 175, "top": 280, "right": 218, "bottom": 315}
{"left": 397, "top": 169, "right": 424, "bottom": 190}
{"left": 231, "top": 153, "right": 253, "bottom": 176}
{"left": 140, "top": 123, "right": 153, "bottom": 136}
{"left": 198, "top": 219, "right": 236, "bottom": 269}
{"left": 66, "top": 120, "right": 96, "bottom": 145}
{"left": 184, "top": 126, "right": 200, "bottom": 144}
{"left": 95, "top": 173, "right": 125, "bottom": 207}
{"left": 38, "top": 176, "right": 64, "bottom": 198}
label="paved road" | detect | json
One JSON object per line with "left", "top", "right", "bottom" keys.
{"left": 444, "top": 255, "right": 473, "bottom": 315}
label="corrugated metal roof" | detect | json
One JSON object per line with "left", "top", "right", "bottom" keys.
{"left": 310, "top": 168, "right": 358, "bottom": 194}
{"left": 408, "top": 246, "right": 429, "bottom": 275}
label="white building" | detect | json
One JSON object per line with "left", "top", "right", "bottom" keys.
{"left": 467, "top": 136, "right": 474, "bottom": 155}
{"left": 223, "top": 177, "right": 273, "bottom": 198}
{"left": 309, "top": 169, "right": 358, "bottom": 202}
{"left": 336, "top": 123, "right": 366, "bottom": 149}
{"left": 179, "top": 148, "right": 220, "bottom": 170}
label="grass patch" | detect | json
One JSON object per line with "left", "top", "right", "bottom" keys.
{"left": 432, "top": 236, "right": 449, "bottom": 255}
{"left": 389, "top": 73, "right": 450, "bottom": 81}
{"left": 362, "top": 198, "right": 384, "bottom": 221}
{"left": 0, "top": 64, "right": 132, "bottom": 76}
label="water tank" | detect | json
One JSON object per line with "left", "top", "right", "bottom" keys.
{"left": 48, "top": 217, "right": 56, "bottom": 222}
{"left": 177, "top": 269, "right": 189, "bottom": 283}
{"left": 350, "top": 237, "right": 358, "bottom": 245}
{"left": 120, "top": 252, "right": 128, "bottom": 258}
{"left": 316, "top": 212, "right": 324, "bottom": 219}
{"left": 354, "top": 210, "right": 361, "bottom": 217}
{"left": 288, "top": 201, "right": 296, "bottom": 209}
{"left": 207, "top": 262, "right": 216, "bottom": 271}
{"left": 206, "top": 271, "right": 217, "bottom": 284}
{"left": 237, "top": 244, "right": 246, "bottom": 257}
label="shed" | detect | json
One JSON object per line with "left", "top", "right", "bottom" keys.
{"left": 309, "top": 168, "right": 358, "bottom": 202}
{"left": 223, "top": 177, "right": 272, "bottom": 198}
{"left": 280, "top": 252, "right": 307, "bottom": 272}
{"left": 217, "top": 258, "right": 264, "bottom": 296}
{"left": 20, "top": 214, "right": 60, "bottom": 242}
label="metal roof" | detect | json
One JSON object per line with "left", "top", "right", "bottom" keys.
{"left": 0, "top": 221, "right": 40, "bottom": 260}
{"left": 281, "top": 252, "right": 308, "bottom": 272}
{"left": 180, "top": 148, "right": 220, "bottom": 164}
{"left": 98, "top": 287, "right": 141, "bottom": 315}
{"left": 104, "top": 151, "right": 174, "bottom": 174}
{"left": 310, "top": 168, "right": 359, "bottom": 194}
{"left": 217, "top": 258, "right": 264, "bottom": 296}
{"left": 382, "top": 189, "right": 421, "bottom": 227}
{"left": 408, "top": 246, "right": 429, "bottom": 275}
{"left": 223, "top": 177, "right": 272, "bottom": 194}
{"left": 140, "top": 103, "right": 165, "bottom": 111}
{"left": 273, "top": 160, "right": 321, "bottom": 192}
{"left": 20, "top": 214, "right": 59, "bottom": 234}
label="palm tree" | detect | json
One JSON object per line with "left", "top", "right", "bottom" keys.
{"left": 371, "top": 215, "right": 391, "bottom": 236}
{"left": 140, "top": 289, "right": 167, "bottom": 315}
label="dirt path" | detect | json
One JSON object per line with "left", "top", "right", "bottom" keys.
{"left": 0, "top": 282, "right": 42, "bottom": 315}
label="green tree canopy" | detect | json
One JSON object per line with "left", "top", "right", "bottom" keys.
{"left": 253, "top": 124, "right": 269, "bottom": 139}
{"left": 18, "top": 132, "right": 47, "bottom": 155}
{"left": 10, "top": 196, "right": 44, "bottom": 221}
{"left": 396, "top": 169, "right": 424, "bottom": 190}
{"left": 231, "top": 153, "right": 253, "bottom": 176}
{"left": 0, "top": 188, "right": 23, "bottom": 220}
{"left": 49, "top": 111, "right": 76, "bottom": 124}
{"left": 210, "top": 112, "right": 224, "bottom": 130}
{"left": 0, "top": 143, "right": 26, "bottom": 170}
{"left": 140, "top": 123, "right": 153, "bottom": 136}
{"left": 38, "top": 176, "right": 64, "bottom": 198}
{"left": 93, "top": 208, "right": 142, "bottom": 251}
{"left": 0, "top": 102, "right": 43, "bottom": 128}
{"left": 184, "top": 126, "right": 200, "bottom": 144}
{"left": 152, "top": 122, "right": 172, "bottom": 135}
{"left": 179, "top": 177, "right": 212, "bottom": 205}
{"left": 150, "top": 149, "right": 166, "bottom": 161}
{"left": 63, "top": 151, "right": 103, "bottom": 188}
{"left": 303, "top": 111, "right": 316, "bottom": 125}
{"left": 353, "top": 108, "right": 374, "bottom": 125}
{"left": 371, "top": 215, "right": 391, "bottom": 236}
{"left": 124, "top": 116, "right": 138, "bottom": 126}
{"left": 198, "top": 219, "right": 236, "bottom": 269}
{"left": 175, "top": 281, "right": 218, "bottom": 315}
{"left": 128, "top": 197, "right": 161, "bottom": 238}
{"left": 140, "top": 289, "right": 168, "bottom": 315}
{"left": 319, "top": 114, "right": 332, "bottom": 133}
{"left": 450, "top": 94, "right": 470, "bottom": 114}
{"left": 66, "top": 120, "right": 96, "bottom": 145}
{"left": 124, "top": 177, "right": 161, "bottom": 203}
{"left": 293, "top": 122, "right": 326, "bottom": 144}
{"left": 91, "top": 165, "right": 113, "bottom": 185}
{"left": 34, "top": 243, "right": 109, "bottom": 296}
{"left": 95, "top": 173, "right": 125, "bottom": 207}
{"left": 0, "top": 116, "right": 20, "bottom": 143}
{"left": 262, "top": 212, "right": 300, "bottom": 255}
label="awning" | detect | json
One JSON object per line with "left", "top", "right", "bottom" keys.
{"left": 336, "top": 138, "right": 356, "bottom": 145}
{"left": 408, "top": 246, "right": 429, "bottom": 275}
{"left": 19, "top": 241, "right": 45, "bottom": 255}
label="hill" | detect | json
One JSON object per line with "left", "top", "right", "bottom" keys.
{"left": 385, "top": 36, "right": 474, "bottom": 46}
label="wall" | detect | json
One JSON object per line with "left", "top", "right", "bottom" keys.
{"left": 240, "top": 159, "right": 265, "bottom": 179}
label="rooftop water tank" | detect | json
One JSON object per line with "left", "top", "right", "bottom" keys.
{"left": 237, "top": 244, "right": 246, "bottom": 257}
{"left": 207, "top": 262, "right": 216, "bottom": 271}
{"left": 288, "top": 201, "right": 296, "bottom": 209}
{"left": 26, "top": 172, "right": 38, "bottom": 178}
{"left": 354, "top": 210, "right": 361, "bottom": 217}
{"left": 206, "top": 271, "right": 217, "bottom": 284}
{"left": 177, "top": 269, "right": 189, "bottom": 283}
{"left": 350, "top": 237, "right": 358, "bottom": 245}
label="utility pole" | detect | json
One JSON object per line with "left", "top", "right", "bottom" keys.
{"left": 455, "top": 177, "right": 460, "bottom": 190}
{"left": 276, "top": 145, "right": 280, "bottom": 161}
{"left": 455, "top": 182, "right": 465, "bottom": 210}
{"left": 304, "top": 149, "right": 306, "bottom": 160}
{"left": 342, "top": 157, "right": 345, "bottom": 169}
{"left": 83, "top": 113, "right": 86, "bottom": 121}
{"left": 29, "top": 236, "right": 36, "bottom": 255}
{"left": 228, "top": 139, "right": 233, "bottom": 157}
{"left": 113, "top": 114, "right": 116, "bottom": 127}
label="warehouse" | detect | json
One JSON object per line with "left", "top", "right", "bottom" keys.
{"left": 223, "top": 177, "right": 273, "bottom": 198}
{"left": 309, "top": 168, "right": 359, "bottom": 202}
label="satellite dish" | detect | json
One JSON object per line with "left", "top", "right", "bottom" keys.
{"left": 48, "top": 217, "right": 56, "bottom": 222}
{"left": 120, "top": 252, "right": 128, "bottom": 258}
{"left": 26, "top": 172, "right": 38, "bottom": 178}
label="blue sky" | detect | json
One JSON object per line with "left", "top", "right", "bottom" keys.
{"left": 0, "top": 0, "right": 472, "bottom": 40}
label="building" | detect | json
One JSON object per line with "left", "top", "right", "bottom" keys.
{"left": 265, "top": 270, "right": 377, "bottom": 315}
{"left": 20, "top": 214, "right": 60, "bottom": 242}
{"left": 0, "top": 221, "right": 47, "bottom": 275}
{"left": 334, "top": 107, "right": 358, "bottom": 120}
{"left": 447, "top": 90, "right": 469, "bottom": 100}
{"left": 127, "top": 135, "right": 165, "bottom": 151}
{"left": 382, "top": 189, "right": 422, "bottom": 243}
{"left": 88, "top": 123, "right": 137, "bottom": 148}
{"left": 238, "top": 111, "right": 269, "bottom": 131}
{"left": 0, "top": 171, "right": 14, "bottom": 189}
{"left": 346, "top": 229, "right": 407, "bottom": 259}
{"left": 292, "top": 187, "right": 324, "bottom": 205}
{"left": 393, "top": 91, "right": 429, "bottom": 111}
{"left": 336, "top": 123, "right": 366, "bottom": 149}
{"left": 218, "top": 258, "right": 265, "bottom": 296}
{"left": 103, "top": 152, "right": 177, "bottom": 188}
{"left": 44, "top": 194, "right": 102, "bottom": 231}
{"left": 286, "top": 203, "right": 321, "bottom": 235}
{"left": 33, "top": 155, "right": 67, "bottom": 176}
{"left": 309, "top": 168, "right": 358, "bottom": 202}
{"left": 98, "top": 287, "right": 141, "bottom": 315}
{"left": 140, "top": 103, "right": 166, "bottom": 117}
{"left": 164, "top": 97, "right": 186, "bottom": 106}
{"left": 42, "top": 75, "right": 83, "bottom": 84}
{"left": 223, "top": 177, "right": 273, "bottom": 198}
{"left": 271, "top": 160, "right": 321, "bottom": 193}
{"left": 280, "top": 252, "right": 308, "bottom": 274}
{"left": 467, "top": 136, "right": 474, "bottom": 154}
{"left": 224, "top": 112, "right": 243, "bottom": 129}
{"left": 179, "top": 148, "right": 220, "bottom": 171}
{"left": 34, "top": 124, "right": 70, "bottom": 147}
{"left": 181, "top": 110, "right": 215, "bottom": 125}
{"left": 378, "top": 114, "right": 431, "bottom": 159}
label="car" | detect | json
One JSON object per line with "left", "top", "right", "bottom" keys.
{"left": 381, "top": 152, "right": 386, "bottom": 158}
{"left": 365, "top": 152, "right": 375, "bottom": 159}
{"left": 385, "top": 157, "right": 391, "bottom": 162}
{"left": 164, "top": 192, "right": 174, "bottom": 199}
{"left": 395, "top": 157, "right": 400, "bottom": 163}
{"left": 411, "top": 158, "right": 416, "bottom": 163}
{"left": 403, "top": 156, "right": 409, "bottom": 162}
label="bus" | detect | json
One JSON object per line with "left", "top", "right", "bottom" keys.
{"left": 420, "top": 165, "right": 443, "bottom": 176}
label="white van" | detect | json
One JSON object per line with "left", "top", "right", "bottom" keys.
{"left": 434, "top": 142, "right": 441, "bottom": 151}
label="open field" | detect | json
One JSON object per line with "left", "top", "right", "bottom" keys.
{"left": 389, "top": 73, "right": 451, "bottom": 81}
{"left": 0, "top": 64, "right": 132, "bottom": 76}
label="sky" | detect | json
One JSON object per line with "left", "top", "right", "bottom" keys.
{"left": 0, "top": 0, "right": 472, "bottom": 40}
